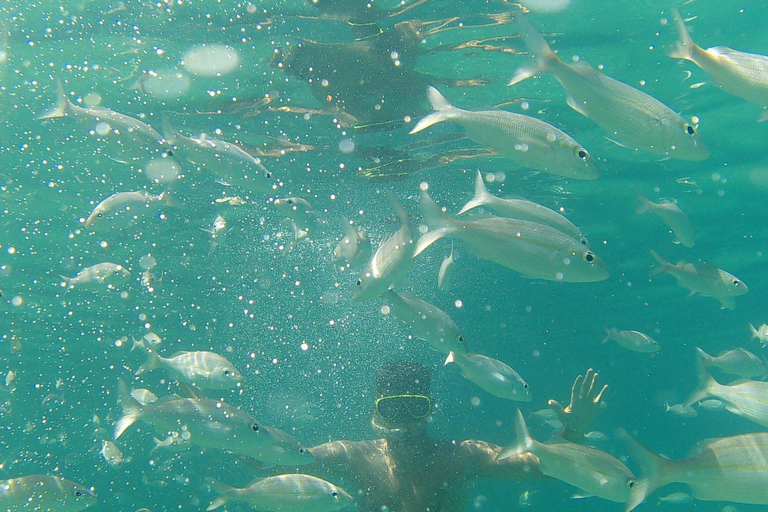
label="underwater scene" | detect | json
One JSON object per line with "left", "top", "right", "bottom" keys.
{"left": 2, "top": 0, "right": 768, "bottom": 510}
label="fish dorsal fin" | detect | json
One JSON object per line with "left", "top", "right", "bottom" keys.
{"left": 170, "top": 350, "right": 191, "bottom": 358}
{"left": 708, "top": 45, "right": 738, "bottom": 56}
{"left": 690, "top": 261, "right": 722, "bottom": 279}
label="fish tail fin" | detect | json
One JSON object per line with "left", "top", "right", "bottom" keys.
{"left": 694, "top": 346, "right": 714, "bottom": 366}
{"left": 130, "top": 336, "right": 148, "bottom": 353}
{"left": 136, "top": 349, "right": 160, "bottom": 376}
{"left": 206, "top": 478, "right": 237, "bottom": 511}
{"left": 509, "top": 13, "right": 557, "bottom": 86}
{"left": 648, "top": 249, "right": 671, "bottom": 276}
{"left": 749, "top": 323, "right": 758, "bottom": 339}
{"left": 684, "top": 357, "right": 716, "bottom": 406}
{"left": 601, "top": 327, "right": 614, "bottom": 344}
{"left": 458, "top": 170, "right": 493, "bottom": 215}
{"left": 37, "top": 80, "right": 70, "bottom": 120}
{"left": 160, "top": 115, "right": 181, "bottom": 145}
{"left": 409, "top": 86, "right": 456, "bottom": 134}
{"left": 59, "top": 275, "right": 73, "bottom": 295}
{"left": 616, "top": 429, "right": 675, "bottom": 512}
{"left": 498, "top": 409, "right": 536, "bottom": 460}
{"left": 414, "top": 188, "right": 452, "bottom": 257}
{"left": 634, "top": 190, "right": 652, "bottom": 215}
{"left": 114, "top": 379, "right": 142, "bottom": 439}
{"left": 386, "top": 192, "right": 410, "bottom": 229}
{"left": 667, "top": 7, "right": 696, "bottom": 61}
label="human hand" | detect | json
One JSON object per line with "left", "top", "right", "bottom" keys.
{"left": 547, "top": 368, "right": 607, "bottom": 443}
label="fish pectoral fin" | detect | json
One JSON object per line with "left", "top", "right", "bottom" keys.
{"left": 566, "top": 95, "right": 588, "bottom": 116}
{"left": 717, "top": 296, "right": 736, "bottom": 310}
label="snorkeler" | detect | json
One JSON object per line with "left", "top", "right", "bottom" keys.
{"left": 297, "top": 360, "right": 606, "bottom": 512}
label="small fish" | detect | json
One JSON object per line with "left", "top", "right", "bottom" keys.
{"left": 657, "top": 492, "right": 694, "bottom": 505}
{"left": 511, "top": 14, "right": 708, "bottom": 161}
{"left": 134, "top": 343, "right": 243, "bottom": 389}
{"left": 333, "top": 217, "right": 371, "bottom": 269}
{"left": 0, "top": 475, "right": 97, "bottom": 512}
{"left": 86, "top": 191, "right": 172, "bottom": 231}
{"left": 274, "top": 197, "right": 318, "bottom": 240}
{"left": 460, "top": 171, "right": 588, "bottom": 245}
{"left": 411, "top": 87, "right": 599, "bottom": 180}
{"left": 152, "top": 433, "right": 193, "bottom": 453}
{"left": 416, "top": 189, "right": 609, "bottom": 283}
{"left": 621, "top": 429, "right": 768, "bottom": 511}
{"left": 100, "top": 440, "right": 124, "bottom": 467}
{"left": 130, "top": 388, "right": 158, "bottom": 406}
{"left": 206, "top": 474, "right": 354, "bottom": 512}
{"left": 384, "top": 290, "right": 467, "bottom": 354}
{"left": 696, "top": 347, "right": 767, "bottom": 379}
{"left": 445, "top": 352, "right": 532, "bottom": 401}
{"left": 38, "top": 81, "right": 167, "bottom": 148}
{"left": 697, "top": 398, "right": 725, "bottom": 411}
{"left": 437, "top": 243, "right": 455, "bottom": 292}
{"left": 649, "top": 250, "right": 748, "bottom": 310}
{"left": 584, "top": 430, "right": 608, "bottom": 442}
{"left": 499, "top": 410, "right": 636, "bottom": 502}
{"left": 354, "top": 197, "right": 415, "bottom": 301}
{"left": 61, "top": 262, "right": 131, "bottom": 292}
{"left": 163, "top": 119, "right": 274, "bottom": 193}
{"left": 749, "top": 323, "right": 768, "bottom": 347}
{"left": 669, "top": 7, "right": 768, "bottom": 120}
{"left": 636, "top": 191, "right": 695, "bottom": 248}
{"left": 602, "top": 328, "right": 661, "bottom": 353}
{"left": 114, "top": 382, "right": 313, "bottom": 465}
{"left": 664, "top": 402, "right": 698, "bottom": 418}
{"left": 201, "top": 214, "right": 227, "bottom": 238}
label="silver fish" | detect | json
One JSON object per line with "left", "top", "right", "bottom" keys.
{"left": 696, "top": 347, "right": 767, "bottom": 379}
{"left": 384, "top": 290, "right": 468, "bottom": 354}
{"left": 61, "top": 262, "right": 130, "bottom": 292}
{"left": 686, "top": 366, "right": 768, "bottom": 428}
{"left": 114, "top": 382, "right": 313, "bottom": 465}
{"left": 163, "top": 119, "right": 274, "bottom": 193}
{"left": 602, "top": 328, "right": 661, "bottom": 353}
{"left": 38, "top": 81, "right": 167, "bottom": 149}
{"left": 100, "top": 439, "right": 124, "bottom": 467}
{"left": 460, "top": 170, "right": 588, "bottom": 245}
{"left": 664, "top": 402, "right": 698, "bottom": 418}
{"left": 135, "top": 344, "right": 243, "bottom": 389}
{"left": 499, "top": 410, "right": 636, "bottom": 502}
{"left": 437, "top": 243, "right": 455, "bottom": 292}
{"left": 206, "top": 474, "right": 354, "bottom": 512}
{"left": 511, "top": 14, "right": 708, "bottom": 161}
{"left": 416, "top": 188, "right": 609, "bottom": 283}
{"left": 411, "top": 87, "right": 599, "bottom": 179}
{"left": 622, "top": 429, "right": 768, "bottom": 511}
{"left": 669, "top": 7, "right": 768, "bottom": 120}
{"left": 650, "top": 250, "right": 748, "bottom": 309}
{"left": 749, "top": 323, "right": 768, "bottom": 348}
{"left": 86, "top": 191, "right": 171, "bottom": 231}
{"left": 636, "top": 191, "right": 694, "bottom": 248}
{"left": 0, "top": 475, "right": 97, "bottom": 512}
{"left": 354, "top": 197, "right": 415, "bottom": 301}
{"left": 445, "top": 351, "right": 531, "bottom": 401}
{"left": 333, "top": 217, "right": 371, "bottom": 269}
{"left": 274, "top": 197, "right": 317, "bottom": 241}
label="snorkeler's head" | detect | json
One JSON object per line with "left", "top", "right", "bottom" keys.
{"left": 372, "top": 360, "right": 432, "bottom": 436}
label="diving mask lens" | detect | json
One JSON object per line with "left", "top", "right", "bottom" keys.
{"left": 375, "top": 394, "right": 431, "bottom": 420}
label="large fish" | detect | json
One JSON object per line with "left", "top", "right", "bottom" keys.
{"left": 354, "top": 197, "right": 415, "bottom": 301}
{"left": 207, "top": 474, "right": 354, "bottom": 512}
{"left": 411, "top": 86, "right": 599, "bottom": 180}
{"left": 499, "top": 410, "right": 637, "bottom": 502}
{"left": 511, "top": 14, "right": 708, "bottom": 161}
{"left": 0, "top": 475, "right": 97, "bottom": 512}
{"left": 460, "top": 170, "right": 588, "bottom": 245}
{"left": 113, "top": 382, "right": 313, "bottom": 466}
{"left": 621, "top": 429, "right": 768, "bottom": 511}
{"left": 695, "top": 346, "right": 767, "bottom": 379}
{"left": 134, "top": 341, "right": 244, "bottom": 389}
{"left": 445, "top": 352, "right": 532, "bottom": 401}
{"left": 649, "top": 250, "right": 748, "bottom": 309}
{"left": 669, "top": 7, "right": 768, "bottom": 120}
{"left": 416, "top": 188, "right": 609, "bottom": 283}
{"left": 384, "top": 290, "right": 468, "bottom": 354}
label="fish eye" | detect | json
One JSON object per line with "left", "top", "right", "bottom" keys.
{"left": 331, "top": 491, "right": 338, "bottom": 498}
{"left": 166, "top": 150, "right": 174, "bottom": 157}
{"left": 684, "top": 123, "right": 696, "bottom": 135}
{"left": 75, "top": 491, "right": 83, "bottom": 497}
{"left": 251, "top": 423, "right": 260, "bottom": 432}
{"left": 356, "top": 278, "right": 362, "bottom": 286}
{"left": 577, "top": 148, "right": 589, "bottom": 160}
{"left": 458, "top": 335, "right": 465, "bottom": 342}
{"left": 286, "top": 199, "right": 294, "bottom": 204}
{"left": 265, "top": 171, "right": 273, "bottom": 179}
{"left": 223, "top": 369, "right": 231, "bottom": 376}
{"left": 583, "top": 252, "right": 595, "bottom": 262}
{"left": 581, "top": 239, "right": 588, "bottom": 246}
{"left": 733, "top": 280, "right": 740, "bottom": 285}
{"left": 523, "top": 383, "right": 529, "bottom": 389}
{"left": 628, "top": 481, "right": 637, "bottom": 488}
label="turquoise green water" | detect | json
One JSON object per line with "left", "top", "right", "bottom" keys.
{"left": 2, "top": 0, "right": 768, "bottom": 510}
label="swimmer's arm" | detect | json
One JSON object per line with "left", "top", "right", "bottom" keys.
{"left": 548, "top": 368, "right": 608, "bottom": 444}
{"left": 305, "top": 440, "right": 361, "bottom": 482}
{"left": 459, "top": 439, "right": 544, "bottom": 480}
